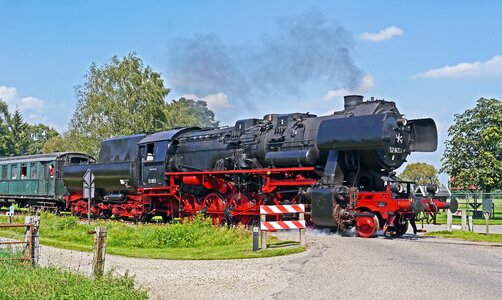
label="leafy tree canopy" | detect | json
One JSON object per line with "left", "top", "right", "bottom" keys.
{"left": 64, "top": 53, "right": 170, "bottom": 156}
{"left": 41, "top": 135, "right": 64, "bottom": 154}
{"left": 399, "top": 162, "right": 440, "bottom": 186}
{"left": 166, "top": 97, "right": 219, "bottom": 128}
{"left": 0, "top": 98, "right": 60, "bottom": 156}
{"left": 64, "top": 53, "right": 219, "bottom": 157}
{"left": 440, "top": 98, "right": 502, "bottom": 192}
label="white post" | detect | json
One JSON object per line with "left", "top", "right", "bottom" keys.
{"left": 446, "top": 210, "right": 453, "bottom": 231}
{"left": 260, "top": 214, "right": 267, "bottom": 250}
{"left": 483, "top": 212, "right": 490, "bottom": 235}
{"left": 299, "top": 212, "right": 306, "bottom": 247}
{"left": 461, "top": 209, "right": 467, "bottom": 231}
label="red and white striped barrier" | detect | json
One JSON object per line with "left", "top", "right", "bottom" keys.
{"left": 260, "top": 220, "right": 306, "bottom": 231}
{"left": 259, "top": 204, "right": 306, "bottom": 249}
{"left": 260, "top": 204, "right": 305, "bottom": 215}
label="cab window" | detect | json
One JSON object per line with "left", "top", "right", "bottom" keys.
{"left": 145, "top": 143, "right": 155, "bottom": 161}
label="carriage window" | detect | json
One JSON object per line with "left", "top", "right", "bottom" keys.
{"left": 11, "top": 165, "right": 18, "bottom": 180}
{"left": 1, "top": 166, "right": 7, "bottom": 180}
{"left": 30, "top": 163, "right": 37, "bottom": 179}
{"left": 20, "top": 165, "right": 28, "bottom": 179}
{"left": 42, "top": 164, "right": 49, "bottom": 179}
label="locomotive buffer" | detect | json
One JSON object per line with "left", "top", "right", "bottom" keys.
{"left": 83, "top": 169, "right": 95, "bottom": 225}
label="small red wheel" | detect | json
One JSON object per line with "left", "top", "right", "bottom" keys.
{"left": 228, "top": 193, "right": 253, "bottom": 225}
{"left": 202, "top": 193, "right": 225, "bottom": 225}
{"left": 356, "top": 212, "right": 379, "bottom": 238}
{"left": 180, "top": 194, "right": 200, "bottom": 213}
{"left": 179, "top": 194, "right": 200, "bottom": 223}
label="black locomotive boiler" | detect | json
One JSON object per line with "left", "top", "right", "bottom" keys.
{"left": 63, "top": 95, "right": 453, "bottom": 237}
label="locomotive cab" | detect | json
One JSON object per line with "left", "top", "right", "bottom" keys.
{"left": 138, "top": 128, "right": 196, "bottom": 188}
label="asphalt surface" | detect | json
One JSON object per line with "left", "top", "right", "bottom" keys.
{"left": 28, "top": 227, "right": 502, "bottom": 300}
{"left": 274, "top": 232, "right": 502, "bottom": 300}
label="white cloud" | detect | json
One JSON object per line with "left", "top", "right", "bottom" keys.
{"left": 414, "top": 55, "right": 502, "bottom": 78}
{"left": 0, "top": 85, "right": 47, "bottom": 123}
{"left": 360, "top": 26, "right": 404, "bottom": 42}
{"left": 203, "top": 93, "right": 234, "bottom": 110}
{"left": 323, "top": 74, "right": 375, "bottom": 101}
{"left": 0, "top": 86, "right": 17, "bottom": 103}
{"left": 19, "top": 96, "right": 44, "bottom": 112}
{"left": 180, "top": 92, "right": 234, "bottom": 111}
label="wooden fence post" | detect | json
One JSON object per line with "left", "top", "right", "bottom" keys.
{"left": 260, "top": 214, "right": 267, "bottom": 250}
{"left": 92, "top": 226, "right": 107, "bottom": 278}
{"left": 24, "top": 216, "right": 40, "bottom": 267}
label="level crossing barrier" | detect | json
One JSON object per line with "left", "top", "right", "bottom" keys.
{"left": 260, "top": 204, "right": 306, "bottom": 249}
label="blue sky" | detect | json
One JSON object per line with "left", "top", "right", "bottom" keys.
{"left": 1, "top": 1, "right": 501, "bottom": 183}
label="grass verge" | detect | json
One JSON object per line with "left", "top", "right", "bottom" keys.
{"left": 0, "top": 253, "right": 147, "bottom": 300}
{"left": 425, "top": 230, "right": 502, "bottom": 244}
{"left": 0, "top": 213, "right": 304, "bottom": 260}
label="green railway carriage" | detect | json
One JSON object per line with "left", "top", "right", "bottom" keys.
{"left": 0, "top": 152, "right": 94, "bottom": 210}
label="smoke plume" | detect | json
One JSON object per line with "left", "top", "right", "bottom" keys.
{"left": 166, "top": 11, "right": 365, "bottom": 114}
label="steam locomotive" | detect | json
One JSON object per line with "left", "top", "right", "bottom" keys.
{"left": 1, "top": 95, "right": 456, "bottom": 237}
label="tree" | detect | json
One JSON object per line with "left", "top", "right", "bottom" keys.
{"left": 25, "top": 124, "right": 60, "bottom": 154}
{"left": 166, "top": 97, "right": 219, "bottom": 128}
{"left": 0, "top": 99, "right": 10, "bottom": 155}
{"left": 440, "top": 98, "right": 502, "bottom": 192}
{"left": 0, "top": 99, "right": 61, "bottom": 156}
{"left": 4, "top": 109, "right": 30, "bottom": 156}
{"left": 41, "top": 136, "right": 64, "bottom": 153}
{"left": 399, "top": 162, "right": 440, "bottom": 186}
{"left": 64, "top": 53, "right": 219, "bottom": 157}
{"left": 65, "top": 53, "right": 171, "bottom": 156}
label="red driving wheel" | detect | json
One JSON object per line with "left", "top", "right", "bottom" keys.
{"left": 355, "top": 212, "right": 379, "bottom": 238}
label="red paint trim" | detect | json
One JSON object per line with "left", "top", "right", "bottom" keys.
{"left": 166, "top": 166, "right": 315, "bottom": 176}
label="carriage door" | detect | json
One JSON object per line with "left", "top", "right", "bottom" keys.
{"left": 39, "top": 162, "right": 50, "bottom": 196}
{"left": 54, "top": 160, "right": 64, "bottom": 196}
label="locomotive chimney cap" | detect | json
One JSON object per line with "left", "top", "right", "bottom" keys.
{"left": 344, "top": 95, "right": 364, "bottom": 111}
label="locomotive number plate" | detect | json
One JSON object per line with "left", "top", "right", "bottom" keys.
{"left": 388, "top": 147, "right": 403, "bottom": 154}
{"left": 148, "top": 178, "right": 157, "bottom": 184}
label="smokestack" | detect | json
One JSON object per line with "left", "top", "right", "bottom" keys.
{"left": 344, "top": 95, "right": 364, "bottom": 111}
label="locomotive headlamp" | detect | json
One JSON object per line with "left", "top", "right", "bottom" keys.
{"left": 397, "top": 118, "right": 407, "bottom": 126}
{"left": 390, "top": 182, "right": 404, "bottom": 193}
{"left": 426, "top": 184, "right": 439, "bottom": 195}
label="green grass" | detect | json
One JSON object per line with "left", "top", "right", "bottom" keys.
{"left": 0, "top": 254, "right": 147, "bottom": 300}
{"left": 0, "top": 213, "right": 304, "bottom": 260}
{"left": 425, "top": 230, "right": 502, "bottom": 244}
{"left": 431, "top": 198, "right": 502, "bottom": 225}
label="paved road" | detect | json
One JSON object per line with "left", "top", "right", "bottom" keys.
{"left": 33, "top": 230, "right": 502, "bottom": 300}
